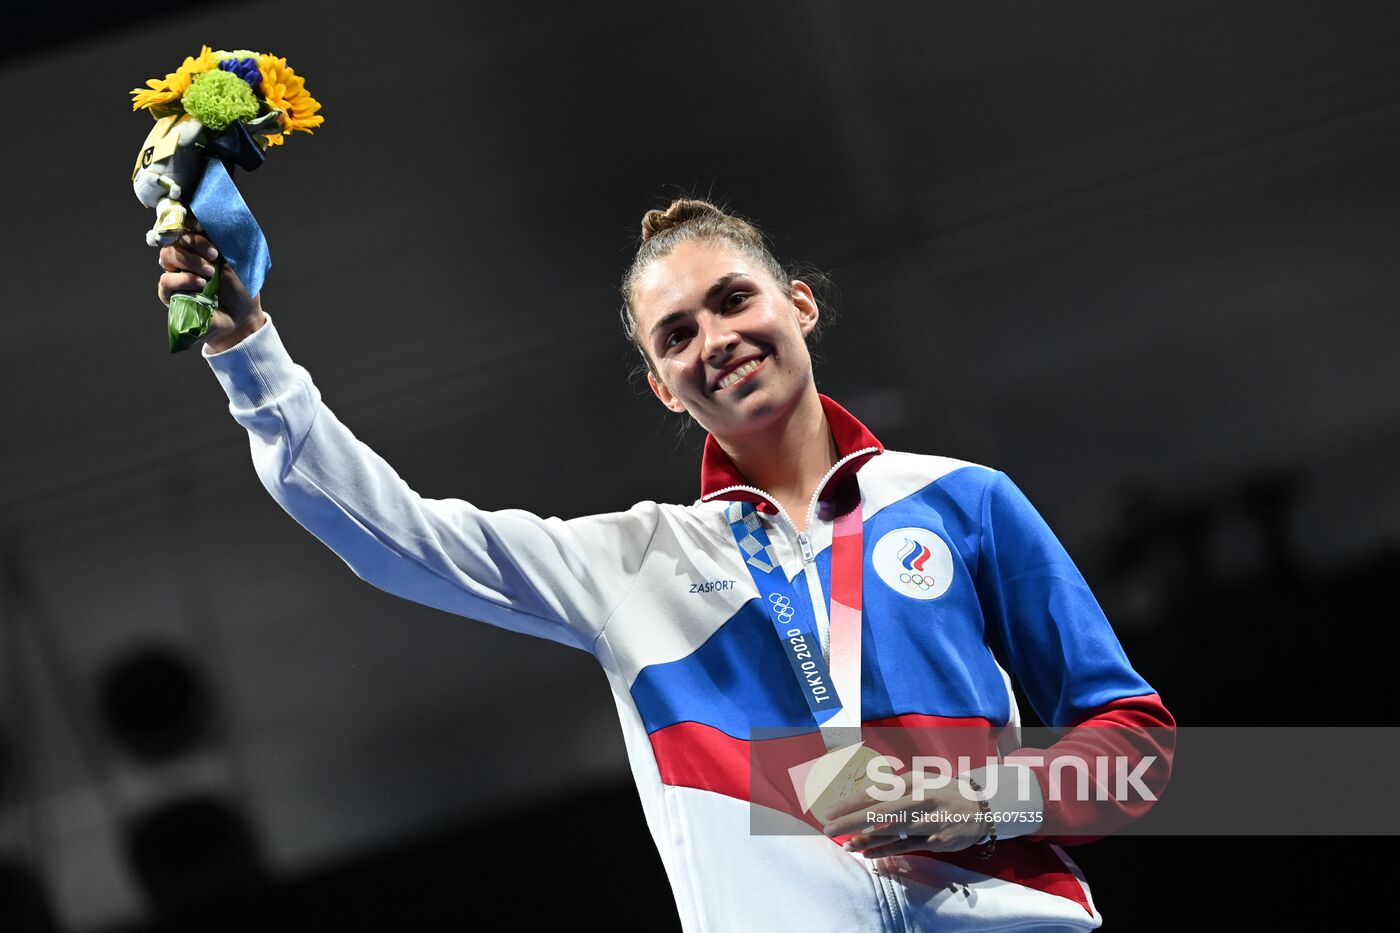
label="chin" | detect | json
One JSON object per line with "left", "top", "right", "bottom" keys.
{"left": 712, "top": 387, "right": 796, "bottom": 437}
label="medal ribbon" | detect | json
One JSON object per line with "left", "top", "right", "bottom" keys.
{"left": 826, "top": 500, "right": 865, "bottom": 745}
{"left": 726, "top": 499, "right": 865, "bottom": 744}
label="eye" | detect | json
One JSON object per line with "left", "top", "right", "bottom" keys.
{"left": 662, "top": 327, "right": 694, "bottom": 352}
{"left": 724, "top": 290, "right": 749, "bottom": 310}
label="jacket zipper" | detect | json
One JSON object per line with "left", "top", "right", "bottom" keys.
{"left": 876, "top": 870, "right": 908, "bottom": 933}
{"left": 704, "top": 446, "right": 879, "bottom": 660}
{"left": 708, "top": 447, "right": 906, "bottom": 932}
{"left": 704, "top": 444, "right": 879, "bottom": 552}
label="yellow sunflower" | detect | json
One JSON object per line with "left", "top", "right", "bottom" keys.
{"left": 130, "top": 45, "right": 218, "bottom": 113}
{"left": 256, "top": 54, "right": 324, "bottom": 146}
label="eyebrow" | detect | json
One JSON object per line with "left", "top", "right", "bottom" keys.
{"left": 648, "top": 272, "right": 746, "bottom": 340}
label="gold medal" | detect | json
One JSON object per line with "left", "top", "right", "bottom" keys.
{"left": 790, "top": 743, "right": 890, "bottom": 828}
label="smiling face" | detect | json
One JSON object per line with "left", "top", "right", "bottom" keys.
{"left": 631, "top": 238, "right": 821, "bottom": 442}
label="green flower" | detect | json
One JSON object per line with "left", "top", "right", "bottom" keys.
{"left": 181, "top": 68, "right": 259, "bottom": 132}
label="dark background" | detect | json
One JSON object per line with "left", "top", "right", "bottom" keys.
{"left": 2, "top": 1, "right": 1397, "bottom": 929}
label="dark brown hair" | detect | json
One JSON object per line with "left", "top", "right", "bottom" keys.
{"left": 619, "top": 198, "right": 834, "bottom": 374}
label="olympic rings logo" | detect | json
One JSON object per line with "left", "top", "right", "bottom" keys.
{"left": 768, "top": 593, "right": 796, "bottom": 624}
{"left": 899, "top": 572, "right": 937, "bottom": 591}
{"left": 875, "top": 528, "right": 952, "bottom": 600}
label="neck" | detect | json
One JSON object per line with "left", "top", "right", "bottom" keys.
{"left": 718, "top": 390, "right": 837, "bottom": 529}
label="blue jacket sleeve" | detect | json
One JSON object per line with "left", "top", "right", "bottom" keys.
{"left": 975, "top": 470, "right": 1175, "bottom": 841}
{"left": 976, "top": 470, "right": 1157, "bottom": 728}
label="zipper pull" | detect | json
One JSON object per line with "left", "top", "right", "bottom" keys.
{"left": 797, "top": 530, "right": 815, "bottom": 563}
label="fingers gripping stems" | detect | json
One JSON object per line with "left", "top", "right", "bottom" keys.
{"left": 167, "top": 253, "right": 222, "bottom": 353}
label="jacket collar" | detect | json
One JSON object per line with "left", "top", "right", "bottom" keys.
{"left": 698, "top": 394, "right": 885, "bottom": 514}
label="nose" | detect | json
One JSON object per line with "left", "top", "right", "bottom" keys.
{"left": 699, "top": 313, "right": 740, "bottom": 365}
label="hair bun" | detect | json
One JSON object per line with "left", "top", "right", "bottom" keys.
{"left": 640, "top": 198, "right": 727, "bottom": 241}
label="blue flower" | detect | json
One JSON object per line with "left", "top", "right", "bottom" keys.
{"left": 219, "top": 57, "right": 262, "bottom": 91}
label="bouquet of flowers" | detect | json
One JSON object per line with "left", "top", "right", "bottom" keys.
{"left": 131, "top": 47, "right": 323, "bottom": 351}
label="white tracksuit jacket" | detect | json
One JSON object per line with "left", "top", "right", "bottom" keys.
{"left": 204, "top": 315, "right": 1174, "bottom": 931}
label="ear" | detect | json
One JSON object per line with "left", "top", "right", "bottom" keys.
{"left": 647, "top": 370, "right": 687, "bottom": 413}
{"left": 790, "top": 279, "right": 820, "bottom": 337}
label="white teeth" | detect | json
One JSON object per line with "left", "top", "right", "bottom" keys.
{"left": 718, "top": 359, "right": 762, "bottom": 390}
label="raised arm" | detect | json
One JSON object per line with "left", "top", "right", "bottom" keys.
{"left": 159, "top": 235, "right": 657, "bottom": 652}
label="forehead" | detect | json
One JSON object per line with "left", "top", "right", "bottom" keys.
{"left": 631, "top": 239, "right": 759, "bottom": 329}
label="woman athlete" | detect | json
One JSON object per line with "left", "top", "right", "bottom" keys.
{"left": 155, "top": 198, "right": 1174, "bottom": 931}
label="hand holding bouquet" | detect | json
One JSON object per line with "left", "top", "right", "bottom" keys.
{"left": 131, "top": 47, "right": 322, "bottom": 351}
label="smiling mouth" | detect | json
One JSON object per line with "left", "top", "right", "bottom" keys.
{"left": 713, "top": 356, "right": 766, "bottom": 392}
